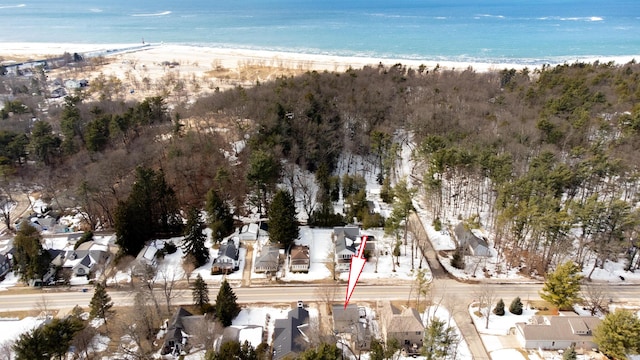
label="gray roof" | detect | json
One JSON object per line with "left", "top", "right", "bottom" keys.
{"left": 334, "top": 225, "right": 360, "bottom": 242}
{"left": 384, "top": 303, "right": 424, "bottom": 334}
{"left": 273, "top": 306, "right": 310, "bottom": 360}
{"left": 454, "top": 222, "right": 490, "bottom": 255}
{"left": 255, "top": 245, "right": 279, "bottom": 272}
{"left": 217, "top": 242, "right": 239, "bottom": 260}
{"left": 332, "top": 304, "right": 360, "bottom": 332}
{"left": 516, "top": 316, "right": 601, "bottom": 343}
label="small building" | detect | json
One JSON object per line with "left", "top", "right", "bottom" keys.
{"left": 273, "top": 301, "right": 310, "bottom": 360}
{"left": 379, "top": 301, "right": 424, "bottom": 354}
{"left": 238, "top": 221, "right": 269, "bottom": 242}
{"left": 515, "top": 315, "right": 601, "bottom": 351}
{"left": 289, "top": 245, "right": 310, "bottom": 273}
{"left": 135, "top": 244, "right": 159, "bottom": 268}
{"left": 254, "top": 245, "right": 280, "bottom": 273}
{"left": 454, "top": 222, "right": 491, "bottom": 257}
{"left": 212, "top": 242, "right": 240, "bottom": 274}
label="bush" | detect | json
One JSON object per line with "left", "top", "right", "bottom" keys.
{"left": 451, "top": 246, "right": 465, "bottom": 269}
{"left": 509, "top": 297, "right": 523, "bottom": 315}
{"left": 432, "top": 217, "right": 442, "bottom": 231}
{"left": 493, "top": 299, "right": 505, "bottom": 316}
{"left": 164, "top": 241, "right": 177, "bottom": 254}
{"left": 362, "top": 212, "right": 385, "bottom": 229}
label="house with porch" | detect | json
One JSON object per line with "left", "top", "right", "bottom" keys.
{"left": 254, "top": 245, "right": 280, "bottom": 273}
{"left": 289, "top": 245, "right": 310, "bottom": 272}
{"left": 212, "top": 242, "right": 240, "bottom": 274}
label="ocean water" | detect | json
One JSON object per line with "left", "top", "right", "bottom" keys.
{"left": 0, "top": 0, "right": 638, "bottom": 64}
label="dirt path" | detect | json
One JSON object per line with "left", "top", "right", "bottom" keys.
{"left": 0, "top": 192, "right": 32, "bottom": 236}
{"left": 242, "top": 243, "right": 253, "bottom": 287}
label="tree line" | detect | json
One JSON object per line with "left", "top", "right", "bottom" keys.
{"left": 3, "top": 59, "right": 640, "bottom": 276}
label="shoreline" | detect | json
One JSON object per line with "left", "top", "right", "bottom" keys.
{"left": 2, "top": 42, "right": 639, "bottom": 74}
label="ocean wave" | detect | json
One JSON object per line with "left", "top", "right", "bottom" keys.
{"left": 538, "top": 16, "right": 603, "bottom": 22}
{"left": 474, "top": 14, "right": 505, "bottom": 19}
{"left": 131, "top": 10, "right": 171, "bottom": 17}
{"left": 89, "top": 8, "right": 103, "bottom": 13}
{"left": 0, "top": 3, "right": 25, "bottom": 9}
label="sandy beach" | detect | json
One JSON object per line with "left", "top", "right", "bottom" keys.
{"left": 1, "top": 42, "right": 638, "bottom": 102}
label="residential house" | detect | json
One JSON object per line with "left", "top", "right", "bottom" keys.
{"left": 515, "top": 315, "right": 601, "bottom": 351}
{"left": 332, "top": 304, "right": 371, "bottom": 351}
{"left": 334, "top": 226, "right": 359, "bottom": 272}
{"left": 254, "top": 245, "right": 280, "bottom": 273}
{"left": 161, "top": 307, "right": 208, "bottom": 356}
{"left": 289, "top": 245, "right": 310, "bottom": 273}
{"left": 212, "top": 242, "right": 240, "bottom": 274}
{"left": 49, "top": 240, "right": 110, "bottom": 277}
{"left": 379, "top": 301, "right": 424, "bottom": 354}
{"left": 273, "top": 301, "right": 310, "bottom": 360}
{"left": 453, "top": 222, "right": 491, "bottom": 257}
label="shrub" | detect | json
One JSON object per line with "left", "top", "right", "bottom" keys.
{"left": 164, "top": 241, "right": 178, "bottom": 254}
{"left": 451, "top": 246, "right": 465, "bottom": 269}
{"left": 493, "top": 299, "right": 505, "bottom": 316}
{"left": 509, "top": 297, "right": 523, "bottom": 315}
{"left": 432, "top": 217, "right": 442, "bottom": 231}
{"left": 362, "top": 212, "right": 385, "bottom": 229}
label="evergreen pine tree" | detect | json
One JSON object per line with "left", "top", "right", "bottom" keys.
{"left": 268, "top": 189, "right": 299, "bottom": 249}
{"left": 215, "top": 279, "right": 241, "bottom": 327}
{"left": 594, "top": 309, "right": 640, "bottom": 359}
{"left": 206, "top": 188, "right": 235, "bottom": 243}
{"left": 562, "top": 344, "right": 577, "bottom": 360}
{"left": 299, "top": 343, "right": 343, "bottom": 360}
{"left": 422, "top": 318, "right": 459, "bottom": 360}
{"left": 192, "top": 274, "right": 210, "bottom": 312}
{"left": 182, "top": 206, "right": 210, "bottom": 267}
{"left": 493, "top": 299, "right": 505, "bottom": 316}
{"left": 12, "top": 221, "right": 51, "bottom": 283}
{"left": 509, "top": 297, "right": 524, "bottom": 315}
{"left": 89, "top": 282, "right": 113, "bottom": 321}
{"left": 540, "top": 261, "right": 583, "bottom": 310}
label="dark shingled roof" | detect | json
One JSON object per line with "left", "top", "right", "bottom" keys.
{"left": 273, "top": 306, "right": 310, "bottom": 360}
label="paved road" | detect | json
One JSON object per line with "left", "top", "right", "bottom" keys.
{"left": 2, "top": 281, "right": 637, "bottom": 312}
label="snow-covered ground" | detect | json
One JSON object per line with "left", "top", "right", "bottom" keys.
{"left": 0, "top": 316, "right": 48, "bottom": 345}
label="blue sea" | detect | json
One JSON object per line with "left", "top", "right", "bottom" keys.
{"left": 0, "top": 0, "right": 639, "bottom": 64}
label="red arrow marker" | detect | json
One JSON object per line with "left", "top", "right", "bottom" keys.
{"left": 345, "top": 236, "right": 367, "bottom": 309}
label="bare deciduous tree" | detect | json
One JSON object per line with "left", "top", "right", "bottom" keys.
{"left": 117, "top": 291, "right": 159, "bottom": 359}
{"left": 191, "top": 315, "right": 223, "bottom": 351}
{"left": 159, "top": 266, "right": 183, "bottom": 314}
{"left": 475, "top": 284, "right": 496, "bottom": 329}
{"left": 581, "top": 284, "right": 610, "bottom": 316}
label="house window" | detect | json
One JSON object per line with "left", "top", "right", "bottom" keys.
{"left": 416, "top": 331, "right": 421, "bottom": 335}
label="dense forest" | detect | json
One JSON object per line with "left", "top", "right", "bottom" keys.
{"left": 2, "top": 60, "right": 640, "bottom": 276}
